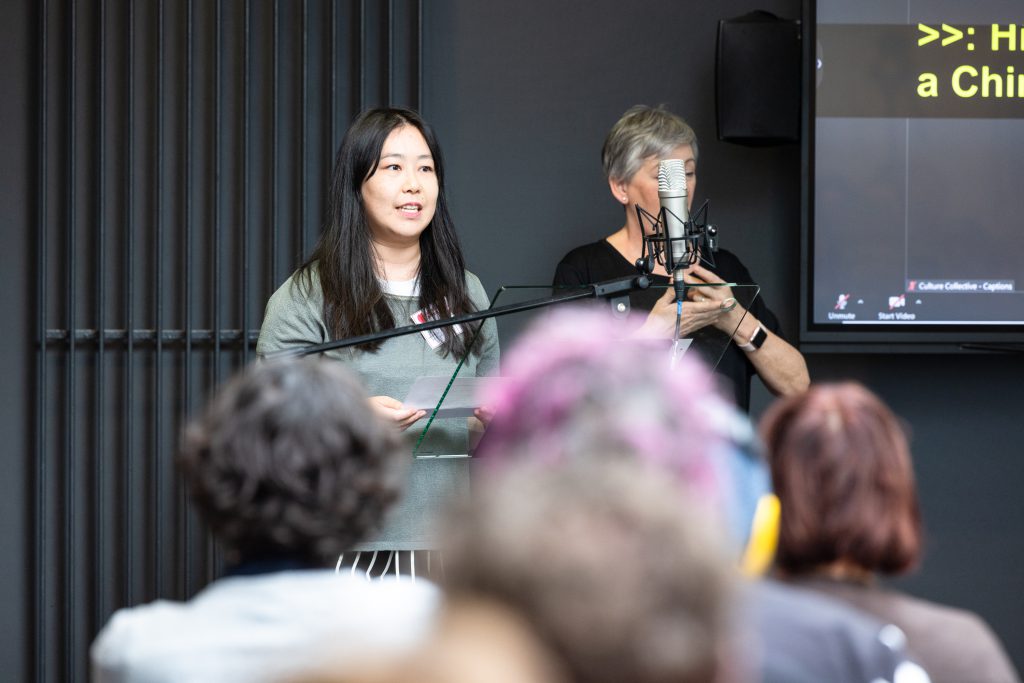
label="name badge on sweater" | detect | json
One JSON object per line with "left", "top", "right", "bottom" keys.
{"left": 411, "top": 308, "right": 464, "bottom": 350}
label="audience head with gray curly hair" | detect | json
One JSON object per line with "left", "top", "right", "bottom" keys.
{"left": 92, "top": 358, "right": 443, "bottom": 683}
{"left": 178, "top": 357, "right": 406, "bottom": 566}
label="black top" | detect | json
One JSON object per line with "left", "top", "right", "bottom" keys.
{"left": 553, "top": 239, "right": 783, "bottom": 412}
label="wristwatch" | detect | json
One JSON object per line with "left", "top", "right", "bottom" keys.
{"left": 737, "top": 324, "right": 767, "bottom": 352}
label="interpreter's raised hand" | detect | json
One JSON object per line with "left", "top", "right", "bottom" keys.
{"left": 633, "top": 285, "right": 680, "bottom": 339}
{"left": 633, "top": 275, "right": 732, "bottom": 339}
{"left": 682, "top": 263, "right": 746, "bottom": 334}
{"left": 677, "top": 297, "right": 734, "bottom": 337}
{"left": 369, "top": 395, "right": 426, "bottom": 431}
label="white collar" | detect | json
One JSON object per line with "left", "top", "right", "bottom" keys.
{"left": 381, "top": 277, "right": 419, "bottom": 297}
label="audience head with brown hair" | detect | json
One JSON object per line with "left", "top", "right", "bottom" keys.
{"left": 760, "top": 381, "right": 1020, "bottom": 683}
{"left": 759, "top": 381, "right": 922, "bottom": 578}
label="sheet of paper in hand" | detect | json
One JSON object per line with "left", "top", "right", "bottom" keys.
{"left": 403, "top": 375, "right": 486, "bottom": 419}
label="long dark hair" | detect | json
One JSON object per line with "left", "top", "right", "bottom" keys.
{"left": 298, "top": 107, "right": 478, "bottom": 357}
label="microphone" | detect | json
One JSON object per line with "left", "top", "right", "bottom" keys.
{"left": 658, "top": 158, "right": 690, "bottom": 300}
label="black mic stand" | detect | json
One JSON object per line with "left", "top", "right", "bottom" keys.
{"left": 264, "top": 274, "right": 653, "bottom": 359}
{"left": 634, "top": 199, "right": 718, "bottom": 288}
{"left": 633, "top": 201, "right": 720, "bottom": 353}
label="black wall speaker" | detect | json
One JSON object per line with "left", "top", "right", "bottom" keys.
{"left": 716, "top": 11, "right": 801, "bottom": 145}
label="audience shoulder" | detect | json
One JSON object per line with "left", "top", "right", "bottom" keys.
{"left": 92, "top": 573, "right": 444, "bottom": 682}
{"left": 881, "top": 590, "right": 1019, "bottom": 683}
{"left": 90, "top": 599, "right": 197, "bottom": 680}
{"left": 744, "top": 579, "right": 922, "bottom": 683}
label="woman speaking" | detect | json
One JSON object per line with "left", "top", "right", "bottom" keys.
{"left": 257, "top": 107, "right": 499, "bottom": 574}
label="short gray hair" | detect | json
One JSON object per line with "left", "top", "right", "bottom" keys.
{"left": 601, "top": 105, "right": 699, "bottom": 182}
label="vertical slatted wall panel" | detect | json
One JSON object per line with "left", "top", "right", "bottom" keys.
{"left": 32, "top": 2, "right": 423, "bottom": 680}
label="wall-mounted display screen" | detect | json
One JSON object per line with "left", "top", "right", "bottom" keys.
{"left": 802, "top": 0, "right": 1024, "bottom": 349}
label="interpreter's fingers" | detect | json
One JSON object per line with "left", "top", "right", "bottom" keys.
{"left": 684, "top": 299, "right": 725, "bottom": 314}
{"left": 688, "top": 263, "right": 725, "bottom": 284}
{"left": 656, "top": 285, "right": 676, "bottom": 304}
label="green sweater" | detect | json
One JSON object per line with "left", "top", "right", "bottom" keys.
{"left": 256, "top": 268, "right": 500, "bottom": 550}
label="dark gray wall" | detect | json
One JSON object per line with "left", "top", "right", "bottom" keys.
{"left": 423, "top": 0, "right": 1024, "bottom": 672}
{"left": 2, "top": 0, "right": 30, "bottom": 678}
{"left": 11, "top": 1, "right": 425, "bottom": 681}
{"left": 426, "top": 0, "right": 803, "bottom": 328}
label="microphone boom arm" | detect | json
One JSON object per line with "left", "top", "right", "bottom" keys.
{"left": 264, "top": 274, "right": 653, "bottom": 359}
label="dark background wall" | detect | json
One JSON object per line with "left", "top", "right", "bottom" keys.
{"left": 10, "top": 2, "right": 425, "bottom": 680}
{"left": 422, "top": 0, "right": 1024, "bottom": 671}
{"left": 3, "top": 1, "right": 1022, "bottom": 681}
{"left": 2, "top": 0, "right": 31, "bottom": 678}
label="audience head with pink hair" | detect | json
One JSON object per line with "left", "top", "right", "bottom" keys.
{"left": 474, "top": 306, "right": 771, "bottom": 549}
{"left": 476, "top": 307, "right": 746, "bottom": 506}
